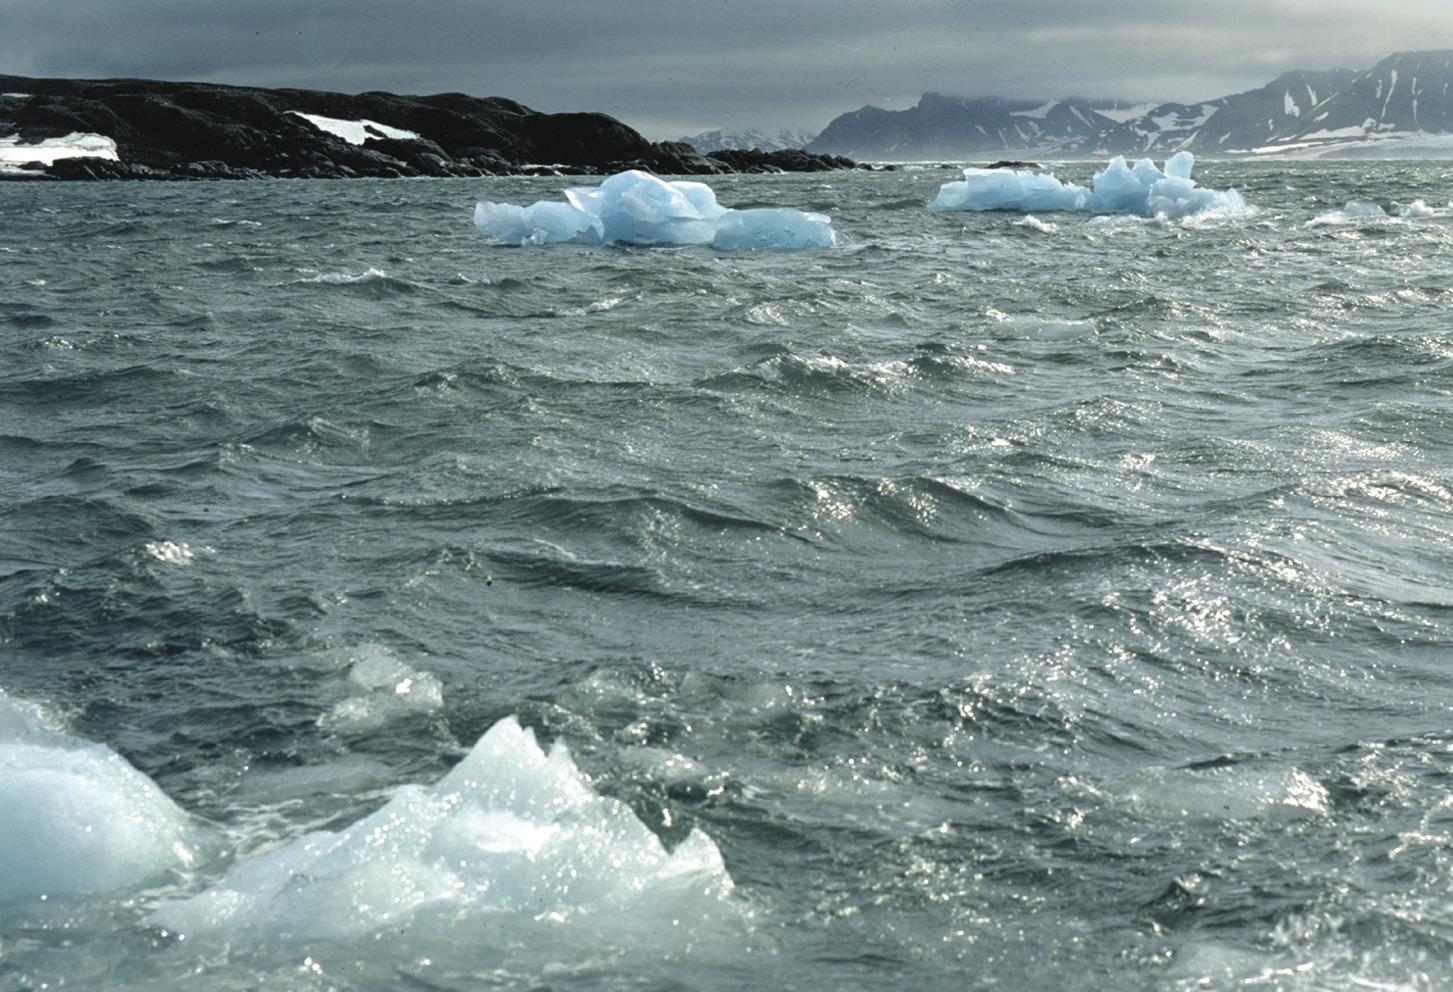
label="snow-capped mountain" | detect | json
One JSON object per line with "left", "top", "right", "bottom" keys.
{"left": 807, "top": 93, "right": 1121, "bottom": 159}
{"left": 680, "top": 128, "right": 817, "bottom": 153}
{"left": 1259, "top": 51, "right": 1453, "bottom": 155}
{"left": 806, "top": 94, "right": 1232, "bottom": 159}
{"left": 1181, "top": 68, "right": 1359, "bottom": 154}
{"left": 1100, "top": 100, "right": 1227, "bottom": 154}
{"left": 804, "top": 51, "right": 1453, "bottom": 160}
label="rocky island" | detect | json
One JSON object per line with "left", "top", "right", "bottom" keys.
{"left": 0, "top": 74, "right": 857, "bottom": 180}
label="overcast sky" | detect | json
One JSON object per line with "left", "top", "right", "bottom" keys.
{"left": 3, "top": 1, "right": 1451, "bottom": 139}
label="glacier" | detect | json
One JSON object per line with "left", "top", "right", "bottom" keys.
{"left": 927, "top": 152, "right": 1246, "bottom": 219}
{"left": 475, "top": 169, "right": 837, "bottom": 249}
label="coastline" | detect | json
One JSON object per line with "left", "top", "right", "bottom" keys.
{"left": 0, "top": 74, "right": 858, "bottom": 181}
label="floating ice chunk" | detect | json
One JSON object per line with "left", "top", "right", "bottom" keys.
{"left": 1087, "top": 155, "right": 1170, "bottom": 213}
{"left": 1307, "top": 200, "right": 1390, "bottom": 227}
{"left": 570, "top": 170, "right": 726, "bottom": 244}
{"left": 1127, "top": 763, "right": 1330, "bottom": 822}
{"left": 0, "top": 690, "right": 65, "bottom": 742}
{"left": 475, "top": 169, "right": 835, "bottom": 249}
{"left": 473, "top": 198, "right": 603, "bottom": 245}
{"left": 927, "top": 168, "right": 1089, "bottom": 212}
{"left": 152, "top": 716, "right": 740, "bottom": 960}
{"left": 1164, "top": 150, "right": 1194, "bottom": 180}
{"left": 1091, "top": 151, "right": 1246, "bottom": 217}
{"left": 317, "top": 643, "right": 444, "bottom": 730}
{"left": 1341, "top": 200, "right": 1389, "bottom": 218}
{"left": 928, "top": 151, "right": 1246, "bottom": 219}
{"left": 0, "top": 691, "right": 207, "bottom": 901}
{"left": 713, "top": 207, "right": 837, "bottom": 249}
{"left": 1013, "top": 215, "right": 1059, "bottom": 234}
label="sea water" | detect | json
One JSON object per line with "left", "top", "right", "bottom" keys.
{"left": 3, "top": 162, "right": 1453, "bottom": 991}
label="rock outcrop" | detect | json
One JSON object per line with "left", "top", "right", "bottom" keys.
{"left": 0, "top": 75, "right": 856, "bottom": 180}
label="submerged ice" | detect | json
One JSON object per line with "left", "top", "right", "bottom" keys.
{"left": 927, "top": 152, "right": 1246, "bottom": 218}
{"left": 317, "top": 643, "right": 445, "bottom": 730}
{"left": 475, "top": 169, "right": 837, "bottom": 248}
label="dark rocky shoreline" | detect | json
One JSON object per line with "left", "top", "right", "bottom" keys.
{"left": 0, "top": 74, "right": 858, "bottom": 180}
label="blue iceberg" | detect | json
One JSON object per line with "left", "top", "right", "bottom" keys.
{"left": 474, "top": 169, "right": 837, "bottom": 249}
{"left": 927, "top": 152, "right": 1246, "bottom": 219}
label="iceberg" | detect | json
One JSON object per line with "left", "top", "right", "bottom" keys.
{"left": 475, "top": 169, "right": 837, "bottom": 249}
{"left": 0, "top": 691, "right": 208, "bottom": 900}
{"left": 927, "top": 152, "right": 1246, "bottom": 219}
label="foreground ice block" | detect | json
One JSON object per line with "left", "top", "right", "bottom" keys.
{"left": 0, "top": 691, "right": 206, "bottom": 900}
{"left": 928, "top": 152, "right": 1245, "bottom": 219}
{"left": 475, "top": 169, "right": 836, "bottom": 248}
{"left": 152, "top": 716, "right": 741, "bottom": 961}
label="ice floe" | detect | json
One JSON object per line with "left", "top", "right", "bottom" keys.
{"left": 1305, "top": 198, "right": 1451, "bottom": 227}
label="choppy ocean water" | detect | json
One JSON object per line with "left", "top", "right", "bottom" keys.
{"left": 3, "top": 161, "right": 1453, "bottom": 991}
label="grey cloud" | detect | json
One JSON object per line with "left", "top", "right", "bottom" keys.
{"left": 2, "top": 0, "right": 1450, "bottom": 137}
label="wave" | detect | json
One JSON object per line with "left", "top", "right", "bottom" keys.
{"left": 2, "top": 302, "right": 57, "bottom": 328}
{"left": 285, "top": 266, "right": 423, "bottom": 296}
{"left": 0, "top": 364, "right": 184, "bottom": 408}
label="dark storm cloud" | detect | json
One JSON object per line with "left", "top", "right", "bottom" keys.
{"left": 3, "top": 0, "right": 1450, "bottom": 138}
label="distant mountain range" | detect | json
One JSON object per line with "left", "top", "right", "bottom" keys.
{"left": 680, "top": 128, "right": 819, "bottom": 154}
{"left": 807, "top": 50, "right": 1453, "bottom": 161}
